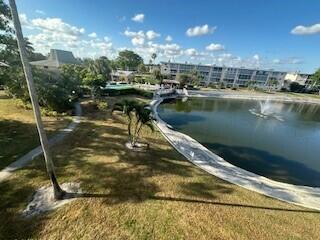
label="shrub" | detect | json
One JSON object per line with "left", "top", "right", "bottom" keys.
{"left": 4, "top": 68, "right": 80, "bottom": 113}
{"left": 97, "top": 101, "right": 108, "bottom": 111}
{"left": 289, "top": 82, "right": 304, "bottom": 93}
{"left": 101, "top": 88, "right": 153, "bottom": 99}
{"left": 208, "top": 83, "right": 217, "bottom": 89}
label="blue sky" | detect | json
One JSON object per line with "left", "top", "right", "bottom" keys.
{"left": 13, "top": 0, "right": 320, "bottom": 73}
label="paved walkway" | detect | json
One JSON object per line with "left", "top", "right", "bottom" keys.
{"left": 151, "top": 97, "right": 320, "bottom": 211}
{"left": 0, "top": 103, "right": 82, "bottom": 183}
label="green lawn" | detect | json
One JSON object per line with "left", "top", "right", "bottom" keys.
{"left": 279, "top": 91, "right": 320, "bottom": 99}
{"left": 0, "top": 95, "right": 319, "bottom": 240}
{"left": 0, "top": 91, "right": 71, "bottom": 169}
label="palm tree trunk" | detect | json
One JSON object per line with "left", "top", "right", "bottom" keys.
{"left": 131, "top": 120, "right": 140, "bottom": 146}
{"left": 134, "top": 122, "right": 144, "bottom": 145}
{"left": 9, "top": 0, "right": 64, "bottom": 200}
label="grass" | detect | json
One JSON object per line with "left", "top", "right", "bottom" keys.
{"left": 279, "top": 91, "right": 320, "bottom": 99}
{"left": 0, "top": 95, "right": 319, "bottom": 239}
{"left": 0, "top": 91, "right": 71, "bottom": 169}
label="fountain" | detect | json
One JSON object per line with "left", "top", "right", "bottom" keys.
{"left": 249, "top": 99, "right": 284, "bottom": 121}
{"left": 182, "top": 88, "right": 189, "bottom": 96}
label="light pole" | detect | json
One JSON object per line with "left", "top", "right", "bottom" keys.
{"left": 9, "top": 0, "right": 64, "bottom": 200}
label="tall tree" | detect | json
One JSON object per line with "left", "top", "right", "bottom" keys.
{"left": 137, "top": 63, "right": 147, "bottom": 73}
{"left": 81, "top": 57, "right": 111, "bottom": 98}
{"left": 116, "top": 50, "right": 143, "bottom": 71}
{"left": 151, "top": 53, "right": 157, "bottom": 64}
{"left": 9, "top": 0, "right": 64, "bottom": 200}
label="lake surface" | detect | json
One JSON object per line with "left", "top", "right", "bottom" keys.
{"left": 158, "top": 97, "right": 320, "bottom": 187}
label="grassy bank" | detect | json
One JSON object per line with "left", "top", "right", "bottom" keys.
{"left": 0, "top": 91, "right": 71, "bottom": 169}
{"left": 0, "top": 95, "right": 319, "bottom": 240}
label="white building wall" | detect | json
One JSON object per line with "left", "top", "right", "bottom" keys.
{"left": 160, "top": 62, "right": 295, "bottom": 89}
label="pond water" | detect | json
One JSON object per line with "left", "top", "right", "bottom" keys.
{"left": 158, "top": 97, "right": 320, "bottom": 187}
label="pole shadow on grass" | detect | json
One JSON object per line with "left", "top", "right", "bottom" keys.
{"left": 60, "top": 192, "right": 320, "bottom": 214}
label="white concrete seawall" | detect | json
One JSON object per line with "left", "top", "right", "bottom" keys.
{"left": 151, "top": 95, "right": 320, "bottom": 211}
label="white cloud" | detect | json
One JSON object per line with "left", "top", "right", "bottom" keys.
{"left": 290, "top": 58, "right": 302, "bottom": 64}
{"left": 291, "top": 23, "right": 320, "bottom": 35}
{"left": 131, "top": 13, "right": 144, "bottom": 23}
{"left": 165, "top": 35, "right": 172, "bottom": 42}
{"left": 186, "top": 24, "right": 216, "bottom": 37}
{"left": 146, "top": 30, "right": 160, "bottom": 40}
{"left": 272, "top": 58, "right": 303, "bottom": 65}
{"left": 206, "top": 43, "right": 225, "bottom": 51}
{"left": 123, "top": 29, "right": 160, "bottom": 47}
{"left": 35, "top": 9, "right": 46, "bottom": 15}
{"left": 184, "top": 48, "right": 198, "bottom": 57}
{"left": 123, "top": 29, "right": 144, "bottom": 38}
{"left": 273, "top": 59, "right": 281, "bottom": 64}
{"left": 31, "top": 17, "right": 85, "bottom": 36}
{"left": 88, "top": 32, "right": 97, "bottom": 38}
{"left": 131, "top": 37, "right": 145, "bottom": 46}
{"left": 133, "top": 42, "right": 183, "bottom": 61}
{"left": 19, "top": 14, "right": 31, "bottom": 27}
{"left": 20, "top": 14, "right": 116, "bottom": 59}
{"left": 253, "top": 54, "right": 260, "bottom": 61}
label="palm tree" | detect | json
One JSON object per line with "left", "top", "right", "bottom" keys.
{"left": 246, "top": 80, "right": 257, "bottom": 90}
{"left": 9, "top": 0, "right": 64, "bottom": 200}
{"left": 267, "top": 79, "right": 278, "bottom": 92}
{"left": 112, "top": 100, "right": 154, "bottom": 148}
{"left": 112, "top": 99, "right": 138, "bottom": 143}
{"left": 151, "top": 53, "right": 157, "bottom": 64}
{"left": 131, "top": 104, "right": 154, "bottom": 147}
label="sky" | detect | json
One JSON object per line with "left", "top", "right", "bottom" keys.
{"left": 11, "top": 0, "right": 320, "bottom": 73}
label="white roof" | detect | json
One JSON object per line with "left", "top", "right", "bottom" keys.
{"left": 163, "top": 79, "right": 180, "bottom": 84}
{"left": 30, "top": 49, "right": 79, "bottom": 68}
{"left": 111, "top": 70, "right": 134, "bottom": 77}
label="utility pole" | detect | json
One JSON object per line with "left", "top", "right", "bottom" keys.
{"left": 9, "top": 0, "right": 64, "bottom": 200}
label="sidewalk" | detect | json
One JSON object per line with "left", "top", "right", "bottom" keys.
{"left": 0, "top": 103, "right": 82, "bottom": 183}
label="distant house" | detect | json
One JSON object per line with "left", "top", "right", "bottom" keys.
{"left": 162, "top": 79, "right": 180, "bottom": 88}
{"left": 30, "top": 49, "right": 79, "bottom": 72}
{"left": 111, "top": 70, "right": 135, "bottom": 82}
{"left": 282, "top": 72, "right": 312, "bottom": 89}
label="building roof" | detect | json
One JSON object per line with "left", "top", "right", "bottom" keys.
{"left": 30, "top": 49, "right": 79, "bottom": 68}
{"left": 111, "top": 70, "right": 135, "bottom": 77}
{"left": 163, "top": 79, "right": 180, "bottom": 84}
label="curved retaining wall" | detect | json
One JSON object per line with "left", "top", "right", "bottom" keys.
{"left": 151, "top": 96, "right": 320, "bottom": 211}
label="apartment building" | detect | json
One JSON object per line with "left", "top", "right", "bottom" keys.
{"left": 160, "top": 62, "right": 287, "bottom": 88}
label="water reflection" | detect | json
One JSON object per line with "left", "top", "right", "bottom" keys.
{"left": 159, "top": 97, "right": 320, "bottom": 186}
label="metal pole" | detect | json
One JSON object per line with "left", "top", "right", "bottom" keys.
{"left": 9, "top": 0, "right": 64, "bottom": 200}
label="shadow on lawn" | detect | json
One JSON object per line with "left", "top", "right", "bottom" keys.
{"left": 0, "top": 179, "right": 44, "bottom": 239}
{"left": 0, "top": 119, "right": 39, "bottom": 169}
